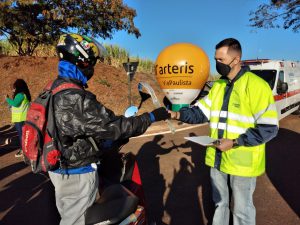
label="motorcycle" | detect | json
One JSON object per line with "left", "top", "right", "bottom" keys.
{"left": 85, "top": 106, "right": 150, "bottom": 225}
{"left": 85, "top": 139, "right": 147, "bottom": 225}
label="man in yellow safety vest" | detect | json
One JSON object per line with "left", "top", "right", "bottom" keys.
{"left": 169, "top": 38, "right": 279, "bottom": 225}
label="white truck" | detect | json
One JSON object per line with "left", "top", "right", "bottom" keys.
{"left": 242, "top": 59, "right": 300, "bottom": 120}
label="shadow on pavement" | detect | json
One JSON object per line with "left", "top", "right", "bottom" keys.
{"left": 0, "top": 169, "right": 60, "bottom": 225}
{"left": 136, "top": 135, "right": 172, "bottom": 225}
{"left": 266, "top": 128, "right": 300, "bottom": 217}
{"left": 0, "top": 124, "right": 14, "bottom": 132}
{"left": 0, "top": 124, "right": 19, "bottom": 156}
{"left": 136, "top": 134, "right": 214, "bottom": 225}
{"left": 0, "top": 126, "right": 59, "bottom": 225}
{"left": 0, "top": 161, "right": 27, "bottom": 180}
{"left": 178, "top": 132, "right": 214, "bottom": 225}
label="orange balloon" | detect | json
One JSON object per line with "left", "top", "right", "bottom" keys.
{"left": 155, "top": 43, "right": 210, "bottom": 110}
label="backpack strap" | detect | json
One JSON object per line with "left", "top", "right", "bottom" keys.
{"left": 52, "top": 83, "right": 82, "bottom": 95}
{"left": 44, "top": 81, "right": 54, "bottom": 91}
{"left": 46, "top": 81, "right": 82, "bottom": 164}
{"left": 44, "top": 80, "right": 82, "bottom": 94}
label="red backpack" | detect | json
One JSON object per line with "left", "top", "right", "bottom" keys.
{"left": 22, "top": 81, "right": 81, "bottom": 173}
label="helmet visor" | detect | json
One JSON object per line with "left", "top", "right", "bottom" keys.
{"left": 90, "top": 37, "right": 107, "bottom": 59}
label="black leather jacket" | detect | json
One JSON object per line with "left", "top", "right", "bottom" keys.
{"left": 52, "top": 77, "right": 152, "bottom": 168}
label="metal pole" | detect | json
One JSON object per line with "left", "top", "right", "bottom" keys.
{"left": 127, "top": 71, "right": 131, "bottom": 106}
{"left": 127, "top": 58, "right": 131, "bottom": 106}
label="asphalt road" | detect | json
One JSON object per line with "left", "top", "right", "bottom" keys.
{"left": 0, "top": 115, "right": 300, "bottom": 225}
{"left": 122, "top": 115, "right": 300, "bottom": 225}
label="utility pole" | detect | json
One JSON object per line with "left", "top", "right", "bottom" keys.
{"left": 123, "top": 58, "right": 139, "bottom": 107}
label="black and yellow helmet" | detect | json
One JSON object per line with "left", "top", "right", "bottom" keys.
{"left": 56, "top": 33, "right": 106, "bottom": 68}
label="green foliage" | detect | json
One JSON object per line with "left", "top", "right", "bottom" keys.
{"left": 0, "top": 39, "right": 14, "bottom": 55}
{"left": 132, "top": 57, "right": 154, "bottom": 74}
{"left": 103, "top": 44, "right": 129, "bottom": 67}
{"left": 103, "top": 44, "right": 155, "bottom": 74}
{"left": 250, "top": 0, "right": 300, "bottom": 32}
{"left": 0, "top": 38, "right": 155, "bottom": 74}
{"left": 0, "top": 39, "right": 56, "bottom": 56}
{"left": 0, "top": 0, "right": 140, "bottom": 56}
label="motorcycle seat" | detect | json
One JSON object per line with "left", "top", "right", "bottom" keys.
{"left": 85, "top": 184, "right": 139, "bottom": 225}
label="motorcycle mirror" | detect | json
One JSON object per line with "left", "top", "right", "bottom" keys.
{"left": 138, "top": 83, "right": 151, "bottom": 109}
{"left": 124, "top": 106, "right": 138, "bottom": 118}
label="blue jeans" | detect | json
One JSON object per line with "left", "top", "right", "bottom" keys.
{"left": 210, "top": 167, "right": 256, "bottom": 225}
{"left": 14, "top": 122, "right": 24, "bottom": 149}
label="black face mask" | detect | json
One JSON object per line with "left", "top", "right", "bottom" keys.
{"left": 216, "top": 59, "right": 235, "bottom": 77}
{"left": 80, "top": 66, "right": 94, "bottom": 80}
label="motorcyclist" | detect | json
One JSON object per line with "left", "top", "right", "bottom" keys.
{"left": 48, "top": 33, "right": 170, "bottom": 225}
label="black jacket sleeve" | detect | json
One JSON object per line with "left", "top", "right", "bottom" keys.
{"left": 83, "top": 93, "right": 152, "bottom": 140}
{"left": 55, "top": 89, "right": 152, "bottom": 142}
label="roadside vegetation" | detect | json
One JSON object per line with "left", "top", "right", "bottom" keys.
{"left": 0, "top": 39, "right": 154, "bottom": 74}
{"left": 0, "top": 39, "right": 219, "bottom": 79}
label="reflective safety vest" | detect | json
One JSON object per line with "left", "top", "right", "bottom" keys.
{"left": 11, "top": 94, "right": 29, "bottom": 122}
{"left": 196, "top": 71, "right": 278, "bottom": 177}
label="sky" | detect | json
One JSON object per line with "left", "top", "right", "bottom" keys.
{"left": 100, "top": 0, "right": 300, "bottom": 74}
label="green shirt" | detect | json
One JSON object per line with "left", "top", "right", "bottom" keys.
{"left": 6, "top": 93, "right": 25, "bottom": 107}
{"left": 7, "top": 93, "right": 29, "bottom": 122}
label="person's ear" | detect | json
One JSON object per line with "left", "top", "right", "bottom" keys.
{"left": 232, "top": 56, "right": 240, "bottom": 66}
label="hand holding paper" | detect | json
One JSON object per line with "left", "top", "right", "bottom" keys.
{"left": 184, "top": 136, "right": 219, "bottom": 146}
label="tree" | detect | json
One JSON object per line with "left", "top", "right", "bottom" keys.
{"left": 249, "top": 0, "right": 300, "bottom": 32}
{"left": 0, "top": 0, "right": 140, "bottom": 56}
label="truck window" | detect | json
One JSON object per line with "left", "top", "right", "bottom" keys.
{"left": 278, "top": 71, "right": 284, "bottom": 82}
{"left": 251, "top": 70, "right": 277, "bottom": 89}
{"left": 276, "top": 71, "right": 284, "bottom": 89}
{"left": 276, "top": 71, "right": 288, "bottom": 94}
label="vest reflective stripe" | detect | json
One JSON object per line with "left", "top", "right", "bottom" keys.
{"left": 211, "top": 110, "right": 255, "bottom": 124}
{"left": 195, "top": 100, "right": 211, "bottom": 120}
{"left": 199, "top": 72, "right": 278, "bottom": 177}
{"left": 253, "top": 103, "right": 277, "bottom": 120}
{"left": 203, "top": 97, "right": 212, "bottom": 107}
{"left": 256, "top": 117, "right": 278, "bottom": 125}
{"left": 209, "top": 113, "right": 255, "bottom": 131}
{"left": 11, "top": 95, "right": 29, "bottom": 122}
{"left": 254, "top": 103, "right": 278, "bottom": 126}
{"left": 210, "top": 122, "right": 247, "bottom": 134}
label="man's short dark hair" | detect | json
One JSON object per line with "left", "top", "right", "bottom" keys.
{"left": 215, "top": 38, "right": 242, "bottom": 56}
